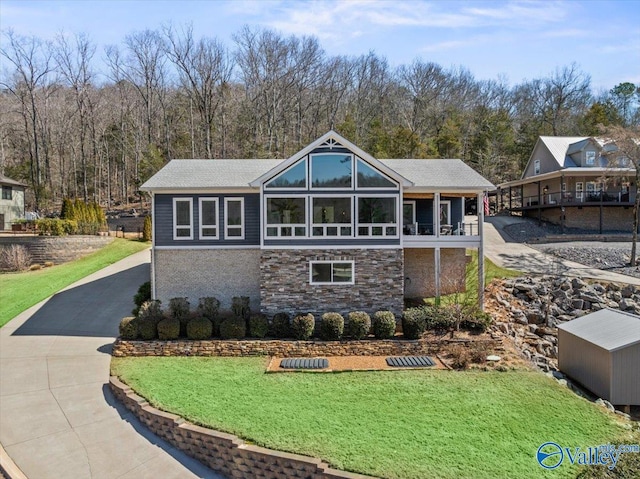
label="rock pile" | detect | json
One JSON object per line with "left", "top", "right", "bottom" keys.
{"left": 486, "top": 276, "right": 640, "bottom": 372}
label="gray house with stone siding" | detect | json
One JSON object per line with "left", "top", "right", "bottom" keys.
{"left": 141, "top": 131, "right": 494, "bottom": 318}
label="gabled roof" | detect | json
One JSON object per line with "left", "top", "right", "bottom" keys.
{"left": 249, "top": 130, "right": 413, "bottom": 188}
{"left": 0, "top": 173, "right": 26, "bottom": 188}
{"left": 521, "top": 137, "right": 588, "bottom": 179}
{"left": 381, "top": 159, "right": 494, "bottom": 192}
{"left": 558, "top": 308, "right": 640, "bottom": 352}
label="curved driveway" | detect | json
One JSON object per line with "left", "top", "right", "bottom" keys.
{"left": 0, "top": 250, "right": 223, "bottom": 479}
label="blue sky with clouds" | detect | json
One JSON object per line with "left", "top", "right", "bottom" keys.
{"left": 1, "top": 0, "right": 639, "bottom": 90}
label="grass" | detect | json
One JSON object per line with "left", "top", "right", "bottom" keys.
{"left": 111, "top": 357, "right": 633, "bottom": 479}
{"left": 0, "top": 238, "right": 149, "bottom": 327}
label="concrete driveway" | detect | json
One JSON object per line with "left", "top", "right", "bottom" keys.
{"left": 0, "top": 250, "right": 223, "bottom": 479}
{"left": 484, "top": 216, "right": 640, "bottom": 285}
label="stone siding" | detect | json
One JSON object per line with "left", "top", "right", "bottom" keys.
{"left": 154, "top": 249, "right": 260, "bottom": 312}
{"left": 525, "top": 206, "right": 636, "bottom": 231}
{"left": 260, "top": 249, "right": 404, "bottom": 318}
{"left": 109, "top": 376, "right": 375, "bottom": 479}
{"left": 0, "top": 235, "right": 113, "bottom": 264}
{"left": 404, "top": 248, "right": 468, "bottom": 298}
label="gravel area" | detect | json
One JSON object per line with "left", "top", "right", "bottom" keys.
{"left": 502, "top": 218, "right": 628, "bottom": 243}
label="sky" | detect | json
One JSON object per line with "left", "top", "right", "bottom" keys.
{"left": 1, "top": 0, "right": 639, "bottom": 91}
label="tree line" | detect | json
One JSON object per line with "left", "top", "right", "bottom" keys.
{"left": 1, "top": 25, "right": 638, "bottom": 212}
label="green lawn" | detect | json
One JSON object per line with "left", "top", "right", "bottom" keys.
{"left": 0, "top": 238, "right": 149, "bottom": 327}
{"left": 111, "top": 357, "right": 631, "bottom": 479}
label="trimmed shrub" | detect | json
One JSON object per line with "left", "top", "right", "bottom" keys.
{"left": 319, "top": 312, "right": 344, "bottom": 341}
{"left": 292, "top": 313, "right": 315, "bottom": 340}
{"left": 402, "top": 308, "right": 427, "bottom": 340}
{"left": 35, "top": 218, "right": 77, "bottom": 236}
{"left": 231, "top": 296, "right": 251, "bottom": 320}
{"left": 346, "top": 311, "right": 371, "bottom": 339}
{"left": 157, "top": 317, "right": 180, "bottom": 340}
{"left": 373, "top": 311, "right": 396, "bottom": 339}
{"left": 220, "top": 316, "right": 247, "bottom": 339}
{"left": 169, "top": 297, "right": 190, "bottom": 320}
{"left": 142, "top": 215, "right": 152, "bottom": 242}
{"left": 137, "top": 317, "right": 158, "bottom": 340}
{"left": 186, "top": 316, "right": 213, "bottom": 340}
{"left": 248, "top": 314, "right": 269, "bottom": 338}
{"left": 198, "top": 297, "right": 220, "bottom": 320}
{"left": 462, "top": 310, "right": 494, "bottom": 333}
{"left": 270, "top": 312, "right": 291, "bottom": 338}
{"left": 132, "top": 281, "right": 151, "bottom": 316}
{"left": 137, "top": 300, "right": 163, "bottom": 322}
{"left": 119, "top": 316, "right": 138, "bottom": 340}
{"left": 0, "top": 244, "right": 32, "bottom": 271}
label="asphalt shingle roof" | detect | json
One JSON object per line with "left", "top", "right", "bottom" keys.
{"left": 0, "top": 173, "right": 26, "bottom": 187}
{"left": 558, "top": 308, "right": 640, "bottom": 352}
{"left": 142, "top": 158, "right": 494, "bottom": 191}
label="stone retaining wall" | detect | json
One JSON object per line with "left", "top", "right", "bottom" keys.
{"left": 112, "top": 337, "right": 498, "bottom": 358}
{"left": 109, "top": 376, "right": 374, "bottom": 479}
{"left": 0, "top": 235, "right": 113, "bottom": 264}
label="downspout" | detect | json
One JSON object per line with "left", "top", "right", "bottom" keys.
{"left": 477, "top": 191, "right": 485, "bottom": 311}
{"left": 150, "top": 192, "right": 157, "bottom": 300}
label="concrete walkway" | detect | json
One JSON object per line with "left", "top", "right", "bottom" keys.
{"left": 484, "top": 216, "right": 640, "bottom": 285}
{"left": 0, "top": 250, "right": 223, "bottom": 479}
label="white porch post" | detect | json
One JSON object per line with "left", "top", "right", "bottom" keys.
{"left": 434, "top": 246, "right": 441, "bottom": 303}
{"left": 477, "top": 192, "right": 485, "bottom": 311}
{"left": 434, "top": 192, "right": 441, "bottom": 237}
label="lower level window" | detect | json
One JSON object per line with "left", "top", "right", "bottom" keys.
{"left": 310, "top": 261, "right": 354, "bottom": 285}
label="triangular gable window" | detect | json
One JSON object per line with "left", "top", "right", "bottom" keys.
{"left": 356, "top": 159, "right": 396, "bottom": 188}
{"left": 265, "top": 159, "right": 307, "bottom": 189}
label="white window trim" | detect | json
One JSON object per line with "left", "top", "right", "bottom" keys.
{"left": 355, "top": 158, "right": 398, "bottom": 190}
{"left": 224, "top": 197, "right": 245, "bottom": 240}
{"left": 311, "top": 195, "right": 354, "bottom": 237}
{"left": 309, "top": 152, "right": 354, "bottom": 190}
{"left": 198, "top": 197, "right": 219, "bottom": 240}
{"left": 264, "top": 194, "right": 307, "bottom": 238}
{"left": 534, "top": 159, "right": 541, "bottom": 175}
{"left": 356, "top": 194, "right": 399, "bottom": 238}
{"left": 264, "top": 157, "right": 308, "bottom": 190}
{"left": 309, "top": 260, "right": 355, "bottom": 285}
{"left": 576, "top": 182, "right": 584, "bottom": 201}
{"left": 403, "top": 200, "right": 416, "bottom": 225}
{"left": 439, "top": 200, "right": 452, "bottom": 226}
{"left": 173, "top": 197, "right": 193, "bottom": 241}
{"left": 585, "top": 150, "right": 596, "bottom": 166}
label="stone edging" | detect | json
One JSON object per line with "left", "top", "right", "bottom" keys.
{"left": 109, "top": 376, "right": 376, "bottom": 479}
{"left": 112, "top": 337, "right": 498, "bottom": 358}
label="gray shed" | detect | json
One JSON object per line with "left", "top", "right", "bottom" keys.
{"left": 558, "top": 308, "right": 640, "bottom": 406}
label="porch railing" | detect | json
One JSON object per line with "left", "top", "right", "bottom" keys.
{"left": 403, "top": 222, "right": 477, "bottom": 237}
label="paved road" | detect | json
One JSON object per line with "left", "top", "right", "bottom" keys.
{"left": 0, "top": 250, "right": 223, "bottom": 479}
{"left": 484, "top": 216, "right": 640, "bottom": 285}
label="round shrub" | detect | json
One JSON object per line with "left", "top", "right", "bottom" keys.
{"left": 373, "top": 311, "right": 396, "bottom": 339}
{"left": 137, "top": 300, "right": 163, "bottom": 322}
{"left": 319, "top": 312, "right": 344, "bottom": 341}
{"left": 186, "top": 316, "right": 213, "bottom": 340}
{"left": 157, "top": 317, "right": 180, "bottom": 340}
{"left": 136, "top": 317, "right": 158, "bottom": 340}
{"left": 402, "top": 308, "right": 427, "bottom": 340}
{"left": 169, "top": 297, "right": 190, "bottom": 320}
{"left": 346, "top": 311, "right": 371, "bottom": 339}
{"left": 292, "top": 313, "right": 315, "bottom": 340}
{"left": 270, "top": 312, "right": 291, "bottom": 338}
{"left": 248, "top": 314, "right": 269, "bottom": 338}
{"left": 119, "top": 316, "right": 138, "bottom": 340}
{"left": 220, "top": 316, "right": 247, "bottom": 339}
{"left": 198, "top": 297, "right": 220, "bottom": 320}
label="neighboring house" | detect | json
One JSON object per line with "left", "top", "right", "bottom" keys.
{"left": 0, "top": 174, "right": 26, "bottom": 231}
{"left": 141, "top": 131, "right": 494, "bottom": 317}
{"left": 496, "top": 136, "right": 636, "bottom": 232}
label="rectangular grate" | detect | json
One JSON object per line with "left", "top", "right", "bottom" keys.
{"left": 280, "top": 358, "right": 329, "bottom": 369}
{"left": 386, "top": 356, "right": 435, "bottom": 368}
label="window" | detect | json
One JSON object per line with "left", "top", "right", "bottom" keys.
{"left": 224, "top": 198, "right": 244, "bottom": 239}
{"left": 357, "top": 197, "right": 397, "bottom": 237}
{"left": 1, "top": 186, "right": 12, "bottom": 200}
{"left": 310, "top": 261, "right": 354, "bottom": 285}
{"left": 312, "top": 197, "right": 352, "bottom": 236}
{"left": 403, "top": 201, "right": 416, "bottom": 234}
{"left": 266, "top": 196, "right": 306, "bottom": 237}
{"left": 265, "top": 160, "right": 307, "bottom": 189}
{"left": 173, "top": 198, "right": 193, "bottom": 240}
{"left": 439, "top": 201, "right": 451, "bottom": 225}
{"left": 575, "top": 182, "right": 583, "bottom": 201}
{"left": 311, "top": 154, "right": 352, "bottom": 188}
{"left": 199, "top": 198, "right": 219, "bottom": 239}
{"left": 356, "top": 159, "right": 395, "bottom": 188}
{"left": 585, "top": 151, "right": 596, "bottom": 166}
{"left": 534, "top": 159, "right": 541, "bottom": 175}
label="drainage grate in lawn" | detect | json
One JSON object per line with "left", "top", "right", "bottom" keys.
{"left": 280, "top": 358, "right": 329, "bottom": 369}
{"left": 386, "top": 356, "right": 436, "bottom": 368}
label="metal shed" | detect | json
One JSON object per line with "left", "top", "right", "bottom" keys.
{"left": 558, "top": 308, "right": 640, "bottom": 406}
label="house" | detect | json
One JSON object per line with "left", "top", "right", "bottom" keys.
{"left": 0, "top": 174, "right": 26, "bottom": 231}
{"left": 496, "top": 136, "right": 637, "bottom": 232}
{"left": 558, "top": 308, "right": 640, "bottom": 407}
{"left": 141, "top": 131, "right": 494, "bottom": 318}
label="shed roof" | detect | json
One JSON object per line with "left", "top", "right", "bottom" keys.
{"left": 0, "top": 173, "right": 26, "bottom": 188}
{"left": 557, "top": 308, "right": 640, "bottom": 352}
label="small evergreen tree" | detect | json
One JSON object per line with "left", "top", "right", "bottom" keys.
{"left": 142, "top": 215, "right": 152, "bottom": 241}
